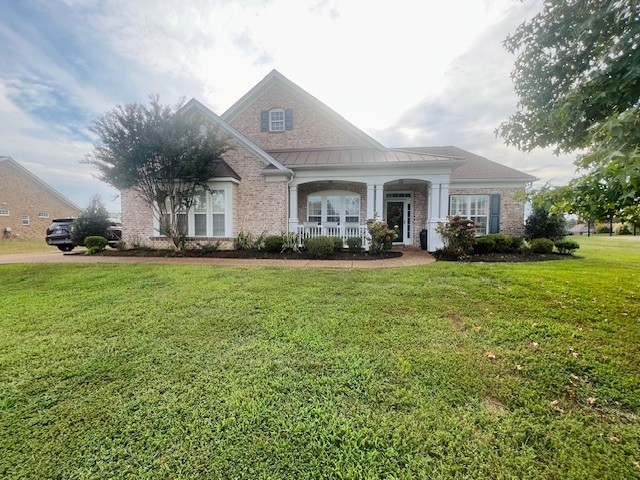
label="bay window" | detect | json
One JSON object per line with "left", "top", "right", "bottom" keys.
{"left": 155, "top": 184, "right": 232, "bottom": 237}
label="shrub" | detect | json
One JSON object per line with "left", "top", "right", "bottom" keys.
{"left": 555, "top": 239, "right": 580, "bottom": 255}
{"left": 525, "top": 206, "right": 566, "bottom": 241}
{"left": 235, "top": 231, "right": 266, "bottom": 250}
{"left": 196, "top": 241, "right": 221, "bottom": 253}
{"left": 116, "top": 240, "right": 127, "bottom": 251}
{"left": 346, "top": 236, "right": 363, "bottom": 253}
{"left": 433, "top": 247, "right": 468, "bottom": 261}
{"left": 72, "top": 194, "right": 111, "bottom": 246}
{"left": 437, "top": 216, "right": 476, "bottom": 255}
{"left": 84, "top": 236, "right": 108, "bottom": 254}
{"left": 281, "top": 231, "right": 300, "bottom": 253}
{"left": 596, "top": 224, "right": 612, "bottom": 234}
{"left": 331, "top": 236, "right": 343, "bottom": 252}
{"left": 305, "top": 236, "right": 335, "bottom": 259}
{"left": 366, "top": 219, "right": 397, "bottom": 254}
{"left": 530, "top": 238, "right": 554, "bottom": 254}
{"left": 519, "top": 240, "right": 532, "bottom": 254}
{"left": 473, "top": 236, "right": 495, "bottom": 254}
{"left": 509, "top": 236, "right": 524, "bottom": 252}
{"left": 615, "top": 223, "right": 632, "bottom": 235}
{"left": 264, "top": 235, "right": 285, "bottom": 253}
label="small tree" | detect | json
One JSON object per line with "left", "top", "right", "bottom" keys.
{"left": 85, "top": 95, "right": 231, "bottom": 251}
{"left": 524, "top": 205, "right": 565, "bottom": 241}
{"left": 71, "top": 195, "right": 111, "bottom": 246}
{"left": 437, "top": 215, "right": 477, "bottom": 256}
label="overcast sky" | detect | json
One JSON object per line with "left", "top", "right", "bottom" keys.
{"left": 0, "top": 0, "right": 576, "bottom": 212}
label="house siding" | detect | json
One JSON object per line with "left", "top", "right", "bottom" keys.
{"left": 229, "top": 83, "right": 367, "bottom": 150}
{"left": 449, "top": 187, "right": 525, "bottom": 237}
{"left": 0, "top": 161, "right": 79, "bottom": 239}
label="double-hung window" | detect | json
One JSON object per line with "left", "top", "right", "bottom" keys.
{"left": 449, "top": 195, "right": 489, "bottom": 235}
{"left": 306, "top": 191, "right": 360, "bottom": 225}
{"left": 269, "top": 109, "right": 285, "bottom": 132}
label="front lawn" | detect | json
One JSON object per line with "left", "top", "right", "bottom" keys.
{"left": 1, "top": 236, "right": 638, "bottom": 479}
{"left": 0, "top": 238, "right": 52, "bottom": 254}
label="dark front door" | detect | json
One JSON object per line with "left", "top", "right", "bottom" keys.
{"left": 386, "top": 201, "right": 404, "bottom": 243}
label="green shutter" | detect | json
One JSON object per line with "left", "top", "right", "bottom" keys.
{"left": 285, "top": 109, "right": 293, "bottom": 130}
{"left": 260, "top": 110, "right": 269, "bottom": 132}
{"left": 489, "top": 194, "right": 501, "bottom": 234}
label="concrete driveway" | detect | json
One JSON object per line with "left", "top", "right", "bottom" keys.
{"left": 0, "top": 248, "right": 436, "bottom": 269}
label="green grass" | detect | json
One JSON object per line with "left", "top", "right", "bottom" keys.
{"left": 1, "top": 236, "right": 639, "bottom": 479}
{"left": 0, "top": 238, "right": 53, "bottom": 254}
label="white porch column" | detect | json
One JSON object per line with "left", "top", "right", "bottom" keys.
{"left": 288, "top": 185, "right": 299, "bottom": 233}
{"left": 366, "top": 183, "right": 375, "bottom": 220}
{"left": 426, "top": 183, "right": 444, "bottom": 251}
{"left": 375, "top": 184, "right": 384, "bottom": 221}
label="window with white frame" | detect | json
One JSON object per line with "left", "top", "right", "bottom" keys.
{"left": 307, "top": 191, "right": 360, "bottom": 225}
{"left": 450, "top": 195, "right": 489, "bottom": 235}
{"left": 269, "top": 108, "right": 285, "bottom": 132}
{"left": 38, "top": 211, "right": 49, "bottom": 218}
{"left": 0, "top": 209, "right": 9, "bottom": 216}
{"left": 22, "top": 214, "right": 30, "bottom": 226}
{"left": 156, "top": 185, "right": 232, "bottom": 237}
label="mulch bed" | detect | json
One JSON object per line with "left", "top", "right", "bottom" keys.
{"left": 459, "top": 253, "right": 582, "bottom": 263}
{"left": 96, "top": 249, "right": 403, "bottom": 261}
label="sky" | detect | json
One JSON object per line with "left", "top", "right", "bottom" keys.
{"left": 0, "top": 0, "right": 577, "bottom": 213}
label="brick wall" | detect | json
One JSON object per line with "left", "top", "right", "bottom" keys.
{"left": 0, "top": 162, "right": 79, "bottom": 239}
{"left": 121, "top": 139, "right": 288, "bottom": 249}
{"left": 229, "top": 83, "right": 367, "bottom": 150}
{"left": 449, "top": 187, "right": 525, "bottom": 237}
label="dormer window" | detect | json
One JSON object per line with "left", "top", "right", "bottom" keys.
{"left": 260, "top": 109, "right": 293, "bottom": 132}
{"left": 269, "top": 109, "right": 285, "bottom": 131}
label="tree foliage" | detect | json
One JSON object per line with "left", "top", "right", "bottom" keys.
{"left": 71, "top": 194, "right": 111, "bottom": 246}
{"left": 85, "top": 95, "right": 231, "bottom": 251}
{"left": 500, "top": 1, "right": 639, "bottom": 229}
{"left": 498, "top": 0, "right": 640, "bottom": 153}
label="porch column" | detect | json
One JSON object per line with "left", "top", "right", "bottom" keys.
{"left": 426, "top": 183, "right": 444, "bottom": 251}
{"left": 366, "top": 184, "right": 375, "bottom": 221}
{"left": 288, "top": 185, "right": 299, "bottom": 233}
{"left": 375, "top": 184, "right": 384, "bottom": 221}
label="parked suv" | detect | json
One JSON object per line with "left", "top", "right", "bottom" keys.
{"left": 45, "top": 218, "right": 123, "bottom": 252}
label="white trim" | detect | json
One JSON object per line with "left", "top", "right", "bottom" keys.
{"left": 22, "top": 214, "right": 30, "bottom": 226}
{"left": 269, "top": 108, "right": 285, "bottom": 132}
{"left": 38, "top": 211, "right": 49, "bottom": 218}
{"left": 0, "top": 209, "right": 9, "bottom": 216}
{"left": 306, "top": 190, "right": 361, "bottom": 226}
{"left": 384, "top": 191, "right": 413, "bottom": 246}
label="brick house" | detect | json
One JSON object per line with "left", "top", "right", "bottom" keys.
{"left": 122, "top": 70, "right": 536, "bottom": 252}
{"left": 0, "top": 156, "right": 80, "bottom": 240}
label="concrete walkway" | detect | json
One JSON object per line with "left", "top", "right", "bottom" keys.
{"left": 0, "top": 248, "right": 436, "bottom": 269}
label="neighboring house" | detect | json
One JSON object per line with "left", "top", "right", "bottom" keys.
{"left": 0, "top": 156, "right": 80, "bottom": 239}
{"left": 122, "top": 70, "right": 537, "bottom": 252}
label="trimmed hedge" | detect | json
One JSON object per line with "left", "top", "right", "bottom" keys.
{"left": 555, "top": 239, "right": 580, "bottom": 255}
{"left": 346, "top": 236, "right": 363, "bottom": 253}
{"left": 473, "top": 234, "right": 524, "bottom": 255}
{"left": 304, "top": 236, "right": 335, "bottom": 259}
{"left": 530, "top": 238, "right": 554, "bottom": 254}
{"left": 263, "top": 235, "right": 285, "bottom": 253}
{"left": 84, "top": 236, "right": 108, "bottom": 255}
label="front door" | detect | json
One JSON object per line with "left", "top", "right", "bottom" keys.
{"left": 386, "top": 198, "right": 411, "bottom": 245}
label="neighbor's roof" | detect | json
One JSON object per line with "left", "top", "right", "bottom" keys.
{"left": 0, "top": 156, "right": 81, "bottom": 210}
{"left": 401, "top": 146, "right": 538, "bottom": 182}
{"left": 267, "top": 147, "right": 464, "bottom": 168}
{"left": 222, "top": 69, "right": 387, "bottom": 151}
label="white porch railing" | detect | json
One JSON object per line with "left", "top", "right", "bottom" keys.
{"left": 297, "top": 224, "right": 370, "bottom": 250}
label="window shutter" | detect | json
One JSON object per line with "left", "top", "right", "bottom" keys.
{"left": 489, "top": 194, "right": 501, "bottom": 234}
{"left": 260, "top": 110, "right": 269, "bottom": 132}
{"left": 285, "top": 109, "right": 293, "bottom": 130}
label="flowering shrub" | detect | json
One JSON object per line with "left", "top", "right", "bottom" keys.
{"left": 366, "top": 219, "right": 397, "bottom": 254}
{"left": 436, "top": 216, "right": 477, "bottom": 257}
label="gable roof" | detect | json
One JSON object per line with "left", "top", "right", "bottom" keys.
{"left": 221, "top": 69, "right": 387, "bottom": 151}
{"left": 400, "top": 146, "right": 538, "bottom": 183}
{"left": 178, "top": 98, "right": 291, "bottom": 174}
{"left": 0, "top": 156, "right": 81, "bottom": 210}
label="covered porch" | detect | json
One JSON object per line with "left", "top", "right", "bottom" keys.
{"left": 287, "top": 173, "right": 452, "bottom": 252}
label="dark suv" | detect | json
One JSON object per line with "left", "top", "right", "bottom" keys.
{"left": 46, "top": 218, "right": 123, "bottom": 252}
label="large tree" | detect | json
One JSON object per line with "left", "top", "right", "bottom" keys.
{"left": 498, "top": 0, "right": 639, "bottom": 223}
{"left": 85, "top": 95, "right": 231, "bottom": 251}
